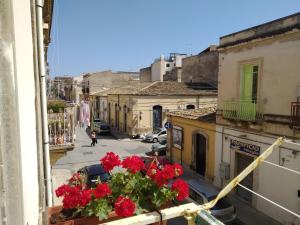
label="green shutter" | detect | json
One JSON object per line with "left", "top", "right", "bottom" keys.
{"left": 239, "top": 64, "right": 257, "bottom": 120}
{"left": 241, "top": 64, "right": 253, "bottom": 101}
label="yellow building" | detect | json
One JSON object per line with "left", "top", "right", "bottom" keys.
{"left": 167, "top": 107, "right": 216, "bottom": 181}
{"left": 106, "top": 81, "right": 217, "bottom": 136}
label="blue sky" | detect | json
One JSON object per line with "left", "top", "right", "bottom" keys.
{"left": 48, "top": 0, "right": 300, "bottom": 77}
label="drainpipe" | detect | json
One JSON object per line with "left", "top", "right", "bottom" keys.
{"left": 36, "top": 0, "right": 52, "bottom": 206}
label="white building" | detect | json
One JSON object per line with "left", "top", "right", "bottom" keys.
{"left": 215, "top": 13, "right": 300, "bottom": 225}
{"left": 0, "top": 0, "right": 53, "bottom": 224}
{"left": 140, "top": 53, "right": 187, "bottom": 82}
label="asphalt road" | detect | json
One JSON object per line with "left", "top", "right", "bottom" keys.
{"left": 52, "top": 127, "right": 280, "bottom": 225}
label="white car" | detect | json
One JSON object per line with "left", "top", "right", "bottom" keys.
{"left": 143, "top": 128, "right": 167, "bottom": 143}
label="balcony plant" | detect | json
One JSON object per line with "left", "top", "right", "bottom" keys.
{"left": 49, "top": 152, "right": 189, "bottom": 225}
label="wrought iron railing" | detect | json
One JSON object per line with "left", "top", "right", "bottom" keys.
{"left": 291, "top": 102, "right": 300, "bottom": 127}
{"left": 223, "top": 100, "right": 262, "bottom": 122}
{"left": 48, "top": 107, "right": 75, "bottom": 146}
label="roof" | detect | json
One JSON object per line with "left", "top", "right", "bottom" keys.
{"left": 136, "top": 81, "right": 217, "bottom": 96}
{"left": 106, "top": 82, "right": 153, "bottom": 95}
{"left": 97, "top": 81, "right": 217, "bottom": 96}
{"left": 167, "top": 106, "right": 217, "bottom": 122}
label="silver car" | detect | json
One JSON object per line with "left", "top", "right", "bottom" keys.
{"left": 176, "top": 179, "right": 237, "bottom": 224}
{"left": 143, "top": 128, "right": 167, "bottom": 143}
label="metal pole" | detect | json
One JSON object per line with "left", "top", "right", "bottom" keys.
{"left": 36, "top": 0, "right": 53, "bottom": 206}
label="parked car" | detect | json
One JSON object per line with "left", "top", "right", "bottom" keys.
{"left": 143, "top": 128, "right": 167, "bottom": 143}
{"left": 92, "top": 118, "right": 102, "bottom": 133}
{"left": 141, "top": 155, "right": 170, "bottom": 169}
{"left": 174, "top": 178, "right": 237, "bottom": 224}
{"left": 92, "top": 118, "right": 110, "bottom": 134}
{"left": 77, "top": 164, "right": 111, "bottom": 188}
{"left": 146, "top": 139, "right": 167, "bottom": 156}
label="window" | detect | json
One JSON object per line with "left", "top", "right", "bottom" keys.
{"left": 172, "top": 126, "right": 183, "bottom": 150}
{"left": 186, "top": 104, "right": 195, "bottom": 109}
{"left": 240, "top": 64, "right": 259, "bottom": 102}
{"left": 159, "top": 131, "right": 166, "bottom": 136}
{"left": 166, "top": 63, "right": 170, "bottom": 67}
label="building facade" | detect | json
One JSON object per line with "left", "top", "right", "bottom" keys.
{"left": 181, "top": 45, "right": 218, "bottom": 87}
{"left": 106, "top": 82, "right": 217, "bottom": 135}
{"left": 167, "top": 108, "right": 217, "bottom": 181}
{"left": 215, "top": 13, "right": 300, "bottom": 225}
{"left": 140, "top": 53, "right": 187, "bottom": 82}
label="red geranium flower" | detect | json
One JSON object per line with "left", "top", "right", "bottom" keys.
{"left": 55, "top": 184, "right": 71, "bottom": 197}
{"left": 80, "top": 189, "right": 92, "bottom": 207}
{"left": 162, "top": 164, "right": 175, "bottom": 179}
{"left": 122, "top": 155, "right": 145, "bottom": 173}
{"left": 100, "top": 152, "right": 121, "bottom": 172}
{"left": 62, "top": 186, "right": 82, "bottom": 209}
{"left": 173, "top": 163, "right": 183, "bottom": 177}
{"left": 171, "top": 179, "right": 189, "bottom": 201}
{"left": 93, "top": 183, "right": 112, "bottom": 199}
{"left": 146, "top": 162, "right": 158, "bottom": 177}
{"left": 114, "top": 196, "right": 136, "bottom": 217}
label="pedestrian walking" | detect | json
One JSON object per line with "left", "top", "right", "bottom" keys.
{"left": 91, "top": 131, "right": 97, "bottom": 147}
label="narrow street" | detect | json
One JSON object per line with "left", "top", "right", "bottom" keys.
{"left": 52, "top": 127, "right": 281, "bottom": 225}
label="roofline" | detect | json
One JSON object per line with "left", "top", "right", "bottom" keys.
{"left": 220, "top": 12, "right": 300, "bottom": 39}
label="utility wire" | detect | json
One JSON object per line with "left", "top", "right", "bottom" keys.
{"left": 237, "top": 183, "right": 300, "bottom": 219}
{"left": 262, "top": 160, "right": 300, "bottom": 175}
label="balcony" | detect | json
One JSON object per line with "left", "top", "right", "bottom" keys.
{"left": 291, "top": 102, "right": 300, "bottom": 128}
{"left": 223, "top": 100, "right": 262, "bottom": 122}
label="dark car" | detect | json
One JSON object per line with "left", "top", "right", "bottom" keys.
{"left": 141, "top": 155, "right": 170, "bottom": 169}
{"left": 77, "top": 164, "right": 111, "bottom": 188}
{"left": 146, "top": 139, "right": 167, "bottom": 156}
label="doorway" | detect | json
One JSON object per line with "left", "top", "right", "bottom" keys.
{"left": 153, "top": 105, "right": 162, "bottom": 131}
{"left": 195, "top": 133, "right": 206, "bottom": 176}
{"left": 236, "top": 153, "right": 253, "bottom": 203}
{"left": 123, "top": 105, "right": 127, "bottom": 133}
{"left": 115, "top": 104, "right": 118, "bottom": 129}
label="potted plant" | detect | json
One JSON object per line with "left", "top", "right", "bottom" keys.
{"left": 49, "top": 152, "right": 189, "bottom": 225}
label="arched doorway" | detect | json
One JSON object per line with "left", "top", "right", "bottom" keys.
{"left": 186, "top": 104, "right": 195, "bottom": 109}
{"left": 108, "top": 102, "right": 111, "bottom": 125}
{"left": 123, "top": 105, "right": 127, "bottom": 133}
{"left": 153, "top": 105, "right": 162, "bottom": 131}
{"left": 194, "top": 133, "right": 207, "bottom": 176}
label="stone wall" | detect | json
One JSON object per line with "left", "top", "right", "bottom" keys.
{"left": 140, "top": 67, "right": 151, "bottom": 82}
{"left": 181, "top": 49, "right": 218, "bottom": 86}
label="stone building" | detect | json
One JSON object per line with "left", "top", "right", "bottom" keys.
{"left": 105, "top": 81, "right": 217, "bottom": 135}
{"left": 215, "top": 12, "right": 300, "bottom": 225}
{"left": 181, "top": 45, "right": 218, "bottom": 87}
{"left": 82, "top": 70, "right": 139, "bottom": 95}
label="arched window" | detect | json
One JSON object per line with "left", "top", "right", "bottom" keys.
{"left": 186, "top": 104, "right": 195, "bottom": 109}
{"left": 153, "top": 105, "right": 162, "bottom": 130}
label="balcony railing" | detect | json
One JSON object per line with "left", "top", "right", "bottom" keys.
{"left": 223, "top": 100, "right": 262, "bottom": 122}
{"left": 291, "top": 102, "right": 300, "bottom": 127}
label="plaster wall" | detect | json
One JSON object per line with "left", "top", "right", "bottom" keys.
{"left": 169, "top": 117, "right": 216, "bottom": 180}
{"left": 218, "top": 31, "right": 300, "bottom": 116}
{"left": 215, "top": 126, "right": 300, "bottom": 225}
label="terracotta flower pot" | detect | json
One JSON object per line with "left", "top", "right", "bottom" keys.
{"left": 48, "top": 206, "right": 167, "bottom": 225}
